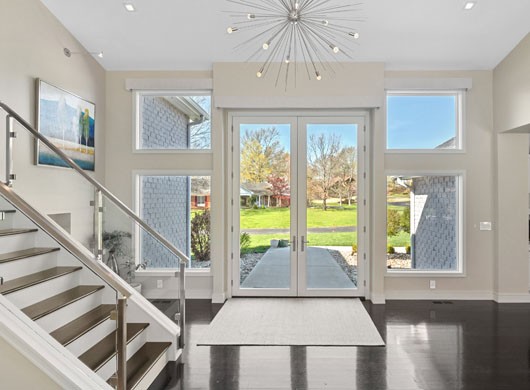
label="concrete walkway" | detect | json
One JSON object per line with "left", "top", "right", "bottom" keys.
{"left": 241, "top": 247, "right": 355, "bottom": 289}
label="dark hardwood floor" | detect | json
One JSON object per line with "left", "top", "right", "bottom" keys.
{"left": 151, "top": 299, "right": 530, "bottom": 390}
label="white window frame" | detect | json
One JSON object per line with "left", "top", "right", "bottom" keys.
{"left": 385, "top": 90, "right": 465, "bottom": 153}
{"left": 132, "top": 90, "right": 212, "bottom": 153}
{"left": 132, "top": 169, "right": 212, "bottom": 275}
{"left": 385, "top": 170, "right": 465, "bottom": 277}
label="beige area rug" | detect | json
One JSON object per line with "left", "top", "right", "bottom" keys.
{"left": 197, "top": 298, "right": 385, "bottom": 346}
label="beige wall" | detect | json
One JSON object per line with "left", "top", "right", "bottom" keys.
{"left": 493, "top": 33, "right": 530, "bottom": 299}
{"left": 383, "top": 71, "right": 497, "bottom": 300}
{"left": 0, "top": 337, "right": 61, "bottom": 390}
{"left": 0, "top": 0, "right": 106, "bottom": 245}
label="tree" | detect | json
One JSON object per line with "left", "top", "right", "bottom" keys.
{"left": 387, "top": 209, "right": 402, "bottom": 236}
{"left": 189, "top": 95, "right": 211, "bottom": 149}
{"left": 240, "top": 127, "right": 287, "bottom": 183}
{"left": 191, "top": 210, "right": 210, "bottom": 261}
{"left": 307, "top": 132, "right": 341, "bottom": 210}
{"left": 336, "top": 146, "right": 357, "bottom": 206}
{"left": 268, "top": 174, "right": 289, "bottom": 207}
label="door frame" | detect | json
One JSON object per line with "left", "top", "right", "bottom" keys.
{"left": 228, "top": 110, "right": 371, "bottom": 298}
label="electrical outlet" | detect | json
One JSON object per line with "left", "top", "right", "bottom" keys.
{"left": 157, "top": 279, "right": 163, "bottom": 289}
{"left": 429, "top": 280, "right": 436, "bottom": 289}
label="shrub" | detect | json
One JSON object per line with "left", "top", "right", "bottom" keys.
{"left": 400, "top": 207, "right": 411, "bottom": 233}
{"left": 387, "top": 245, "right": 395, "bottom": 254}
{"left": 240, "top": 232, "right": 251, "bottom": 255}
{"left": 406, "top": 245, "right": 411, "bottom": 254}
{"left": 387, "top": 209, "right": 402, "bottom": 236}
{"left": 351, "top": 243, "right": 358, "bottom": 254}
{"left": 191, "top": 210, "right": 211, "bottom": 261}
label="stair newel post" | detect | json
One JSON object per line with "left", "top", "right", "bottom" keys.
{"left": 93, "top": 189, "right": 104, "bottom": 262}
{"left": 5, "top": 115, "right": 16, "bottom": 187}
{"left": 110, "top": 296, "right": 127, "bottom": 390}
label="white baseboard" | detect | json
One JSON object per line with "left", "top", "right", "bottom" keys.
{"left": 493, "top": 292, "right": 530, "bottom": 303}
{"left": 384, "top": 290, "right": 494, "bottom": 301}
{"left": 370, "top": 294, "right": 386, "bottom": 304}
{"left": 211, "top": 292, "right": 226, "bottom": 304}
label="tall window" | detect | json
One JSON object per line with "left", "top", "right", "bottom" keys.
{"left": 386, "top": 174, "right": 463, "bottom": 273}
{"left": 387, "top": 92, "right": 463, "bottom": 151}
{"left": 135, "top": 92, "right": 211, "bottom": 150}
{"left": 138, "top": 175, "right": 211, "bottom": 269}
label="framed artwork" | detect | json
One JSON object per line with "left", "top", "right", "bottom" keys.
{"left": 35, "top": 79, "right": 96, "bottom": 171}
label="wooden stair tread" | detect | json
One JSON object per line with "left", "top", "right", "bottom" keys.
{"left": 22, "top": 285, "right": 104, "bottom": 320}
{"left": 79, "top": 323, "right": 150, "bottom": 372}
{"left": 123, "top": 342, "right": 172, "bottom": 390}
{"left": 0, "top": 247, "right": 60, "bottom": 264}
{"left": 0, "top": 266, "right": 81, "bottom": 295}
{"left": 0, "top": 228, "right": 37, "bottom": 237}
{"left": 50, "top": 304, "right": 115, "bottom": 346}
{"left": 0, "top": 210, "right": 16, "bottom": 213}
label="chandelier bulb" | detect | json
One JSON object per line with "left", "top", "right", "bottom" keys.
{"left": 331, "top": 45, "right": 340, "bottom": 53}
{"left": 295, "top": 2, "right": 299, "bottom": 10}
{"left": 262, "top": 42, "right": 270, "bottom": 50}
{"left": 247, "top": 13, "right": 256, "bottom": 19}
{"left": 322, "top": 20, "right": 329, "bottom": 26}
{"left": 315, "top": 71, "right": 322, "bottom": 81}
{"left": 257, "top": 68, "right": 264, "bottom": 78}
{"left": 227, "top": 27, "right": 238, "bottom": 34}
{"left": 349, "top": 31, "right": 360, "bottom": 39}
{"left": 285, "top": 56, "right": 290, "bottom": 64}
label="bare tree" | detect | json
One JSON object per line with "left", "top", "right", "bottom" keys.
{"left": 308, "top": 133, "right": 341, "bottom": 211}
{"left": 189, "top": 96, "right": 211, "bottom": 149}
{"left": 336, "top": 147, "right": 357, "bottom": 206}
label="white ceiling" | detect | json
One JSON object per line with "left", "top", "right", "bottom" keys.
{"left": 41, "top": 0, "right": 530, "bottom": 71}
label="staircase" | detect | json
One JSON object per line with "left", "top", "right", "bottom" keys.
{"left": 0, "top": 196, "right": 180, "bottom": 389}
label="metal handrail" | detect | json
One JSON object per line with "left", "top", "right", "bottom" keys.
{"left": 0, "top": 101, "right": 190, "bottom": 267}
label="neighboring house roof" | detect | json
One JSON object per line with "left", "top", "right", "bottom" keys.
{"left": 240, "top": 182, "right": 273, "bottom": 196}
{"left": 191, "top": 176, "right": 211, "bottom": 196}
{"left": 163, "top": 96, "right": 210, "bottom": 123}
{"left": 435, "top": 137, "right": 456, "bottom": 149}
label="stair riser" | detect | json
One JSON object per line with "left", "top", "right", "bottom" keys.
{"left": 97, "top": 331, "right": 148, "bottom": 382}
{"left": 68, "top": 318, "right": 116, "bottom": 358}
{"left": 5, "top": 272, "right": 80, "bottom": 308}
{"left": 133, "top": 347, "right": 171, "bottom": 390}
{"left": 0, "top": 252, "right": 58, "bottom": 281}
{"left": 36, "top": 289, "right": 104, "bottom": 333}
{"left": 0, "top": 233, "right": 36, "bottom": 253}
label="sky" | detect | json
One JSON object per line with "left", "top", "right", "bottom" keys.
{"left": 387, "top": 95, "right": 457, "bottom": 149}
{"left": 240, "top": 123, "right": 358, "bottom": 152}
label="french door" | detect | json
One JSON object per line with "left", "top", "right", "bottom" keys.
{"left": 231, "top": 114, "right": 366, "bottom": 297}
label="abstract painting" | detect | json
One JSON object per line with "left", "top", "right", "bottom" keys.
{"left": 36, "top": 79, "right": 95, "bottom": 171}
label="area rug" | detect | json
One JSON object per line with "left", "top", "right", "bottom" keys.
{"left": 197, "top": 298, "right": 385, "bottom": 346}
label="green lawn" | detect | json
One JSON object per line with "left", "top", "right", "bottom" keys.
{"left": 387, "top": 231, "right": 410, "bottom": 247}
{"left": 240, "top": 204, "right": 358, "bottom": 229}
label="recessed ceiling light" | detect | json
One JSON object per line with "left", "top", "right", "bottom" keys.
{"left": 463, "top": 1, "right": 477, "bottom": 10}
{"left": 124, "top": 3, "right": 135, "bottom": 12}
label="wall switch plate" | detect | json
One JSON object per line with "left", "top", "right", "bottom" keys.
{"left": 479, "top": 222, "right": 492, "bottom": 231}
{"left": 157, "top": 279, "right": 163, "bottom": 289}
{"left": 429, "top": 280, "right": 436, "bottom": 289}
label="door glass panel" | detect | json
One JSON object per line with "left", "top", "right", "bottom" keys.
{"left": 239, "top": 124, "right": 292, "bottom": 289}
{"left": 305, "top": 124, "right": 358, "bottom": 289}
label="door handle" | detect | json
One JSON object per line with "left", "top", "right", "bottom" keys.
{"left": 301, "top": 236, "right": 310, "bottom": 252}
{"left": 291, "top": 235, "right": 296, "bottom": 252}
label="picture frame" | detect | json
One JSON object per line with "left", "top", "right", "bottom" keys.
{"left": 35, "top": 79, "right": 96, "bottom": 171}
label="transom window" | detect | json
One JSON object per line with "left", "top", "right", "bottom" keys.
{"left": 134, "top": 92, "right": 211, "bottom": 150}
{"left": 386, "top": 91, "right": 463, "bottom": 151}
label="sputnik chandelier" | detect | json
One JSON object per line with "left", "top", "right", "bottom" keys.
{"left": 226, "top": 0, "right": 362, "bottom": 87}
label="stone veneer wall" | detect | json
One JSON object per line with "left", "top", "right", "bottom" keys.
{"left": 140, "top": 96, "right": 189, "bottom": 149}
{"left": 140, "top": 176, "right": 190, "bottom": 267}
{"left": 411, "top": 176, "right": 457, "bottom": 270}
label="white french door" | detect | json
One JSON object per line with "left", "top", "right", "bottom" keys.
{"left": 231, "top": 114, "right": 367, "bottom": 297}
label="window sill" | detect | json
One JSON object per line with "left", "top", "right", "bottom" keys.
{"left": 385, "top": 149, "right": 466, "bottom": 154}
{"left": 135, "top": 269, "right": 212, "bottom": 277}
{"left": 132, "top": 149, "right": 213, "bottom": 154}
{"left": 386, "top": 270, "right": 465, "bottom": 278}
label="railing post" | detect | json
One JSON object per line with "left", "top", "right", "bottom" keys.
{"left": 5, "top": 115, "right": 16, "bottom": 187}
{"left": 178, "top": 260, "right": 186, "bottom": 347}
{"left": 109, "top": 296, "right": 127, "bottom": 390}
{"left": 93, "top": 189, "right": 104, "bottom": 261}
